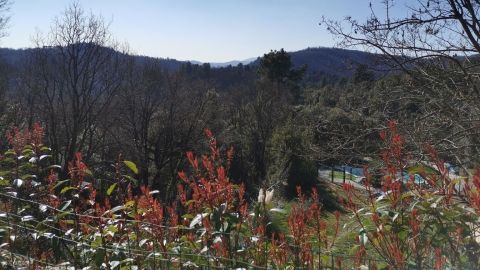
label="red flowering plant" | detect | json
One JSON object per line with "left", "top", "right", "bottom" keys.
{"left": 0, "top": 124, "right": 142, "bottom": 269}
{"left": 9, "top": 123, "right": 471, "bottom": 269}
{"left": 342, "top": 121, "right": 480, "bottom": 269}
{"left": 0, "top": 123, "right": 63, "bottom": 266}
{"left": 283, "top": 186, "right": 341, "bottom": 269}
{"left": 1, "top": 123, "right": 54, "bottom": 214}
{"left": 174, "top": 129, "right": 251, "bottom": 268}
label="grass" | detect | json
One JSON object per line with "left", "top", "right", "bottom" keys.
{"left": 329, "top": 170, "right": 360, "bottom": 182}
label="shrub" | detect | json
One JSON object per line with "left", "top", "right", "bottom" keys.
{"left": 341, "top": 121, "right": 480, "bottom": 269}
{"left": 2, "top": 122, "right": 476, "bottom": 269}
{"left": 0, "top": 126, "right": 339, "bottom": 269}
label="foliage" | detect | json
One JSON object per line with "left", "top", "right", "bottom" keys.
{"left": 0, "top": 125, "right": 343, "bottom": 269}
{"left": 341, "top": 121, "right": 480, "bottom": 269}
{"left": 267, "top": 120, "right": 317, "bottom": 197}
{"left": 1, "top": 121, "right": 480, "bottom": 269}
{"left": 1, "top": 2, "right": 480, "bottom": 269}
{"left": 323, "top": 0, "right": 480, "bottom": 167}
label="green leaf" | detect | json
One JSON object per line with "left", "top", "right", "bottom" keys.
{"left": 185, "top": 200, "right": 196, "bottom": 206}
{"left": 124, "top": 200, "right": 135, "bottom": 208}
{"left": 21, "top": 174, "right": 37, "bottom": 180}
{"left": 109, "top": 261, "right": 120, "bottom": 269}
{"left": 190, "top": 213, "right": 209, "bottom": 229}
{"left": 56, "top": 212, "right": 72, "bottom": 220}
{"left": 123, "top": 160, "right": 138, "bottom": 174}
{"left": 4, "top": 150, "right": 16, "bottom": 157}
{"left": 59, "top": 200, "right": 72, "bottom": 211}
{"left": 398, "top": 230, "right": 408, "bottom": 241}
{"left": 269, "top": 208, "right": 287, "bottom": 214}
{"left": 182, "top": 213, "right": 194, "bottom": 220}
{"left": 358, "top": 229, "right": 368, "bottom": 245}
{"left": 84, "top": 169, "right": 93, "bottom": 177}
{"left": 107, "top": 183, "right": 117, "bottom": 196}
{"left": 39, "top": 154, "right": 51, "bottom": 161}
{"left": 22, "top": 148, "right": 34, "bottom": 155}
{"left": 0, "top": 178, "right": 8, "bottom": 186}
{"left": 53, "top": 179, "right": 70, "bottom": 189}
{"left": 60, "top": 186, "right": 76, "bottom": 194}
{"left": 139, "top": 239, "right": 149, "bottom": 247}
{"left": 122, "top": 175, "right": 138, "bottom": 185}
{"left": 109, "top": 205, "right": 124, "bottom": 214}
{"left": 93, "top": 248, "right": 106, "bottom": 266}
{"left": 106, "top": 225, "right": 119, "bottom": 234}
{"left": 47, "top": 165, "right": 62, "bottom": 170}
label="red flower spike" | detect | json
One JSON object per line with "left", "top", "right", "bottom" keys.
{"left": 31, "top": 122, "right": 44, "bottom": 146}
{"left": 204, "top": 128, "right": 213, "bottom": 139}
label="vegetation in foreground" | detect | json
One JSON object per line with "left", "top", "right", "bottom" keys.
{"left": 0, "top": 122, "right": 479, "bottom": 269}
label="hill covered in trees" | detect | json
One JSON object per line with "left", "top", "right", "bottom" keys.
{"left": 0, "top": 46, "right": 382, "bottom": 81}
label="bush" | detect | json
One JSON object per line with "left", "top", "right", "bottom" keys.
{"left": 0, "top": 126, "right": 341, "bottom": 269}
{"left": 341, "top": 121, "right": 480, "bottom": 269}
{"left": 1, "top": 122, "right": 478, "bottom": 269}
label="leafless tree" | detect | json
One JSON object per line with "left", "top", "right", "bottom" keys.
{"left": 323, "top": 0, "right": 480, "bottom": 167}
{"left": 0, "top": 0, "right": 13, "bottom": 150}
{"left": 0, "top": 0, "right": 10, "bottom": 39}
{"left": 148, "top": 73, "right": 217, "bottom": 199}
{"left": 22, "top": 2, "right": 128, "bottom": 169}
{"left": 108, "top": 59, "right": 218, "bottom": 198}
{"left": 110, "top": 58, "right": 164, "bottom": 184}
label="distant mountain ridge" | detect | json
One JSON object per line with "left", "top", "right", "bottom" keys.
{"left": 208, "top": 58, "right": 258, "bottom": 68}
{"left": 0, "top": 46, "right": 382, "bottom": 78}
{"left": 191, "top": 47, "right": 382, "bottom": 77}
{"left": 287, "top": 47, "right": 383, "bottom": 77}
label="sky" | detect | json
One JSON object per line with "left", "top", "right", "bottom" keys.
{"left": 0, "top": 0, "right": 412, "bottom": 62}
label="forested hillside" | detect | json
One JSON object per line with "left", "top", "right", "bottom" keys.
{"left": 0, "top": 27, "right": 386, "bottom": 202}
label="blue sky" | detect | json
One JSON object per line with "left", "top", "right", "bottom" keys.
{"left": 1, "top": 1, "right": 412, "bottom": 62}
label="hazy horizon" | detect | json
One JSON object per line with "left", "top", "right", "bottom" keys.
{"left": 0, "top": 0, "right": 412, "bottom": 62}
